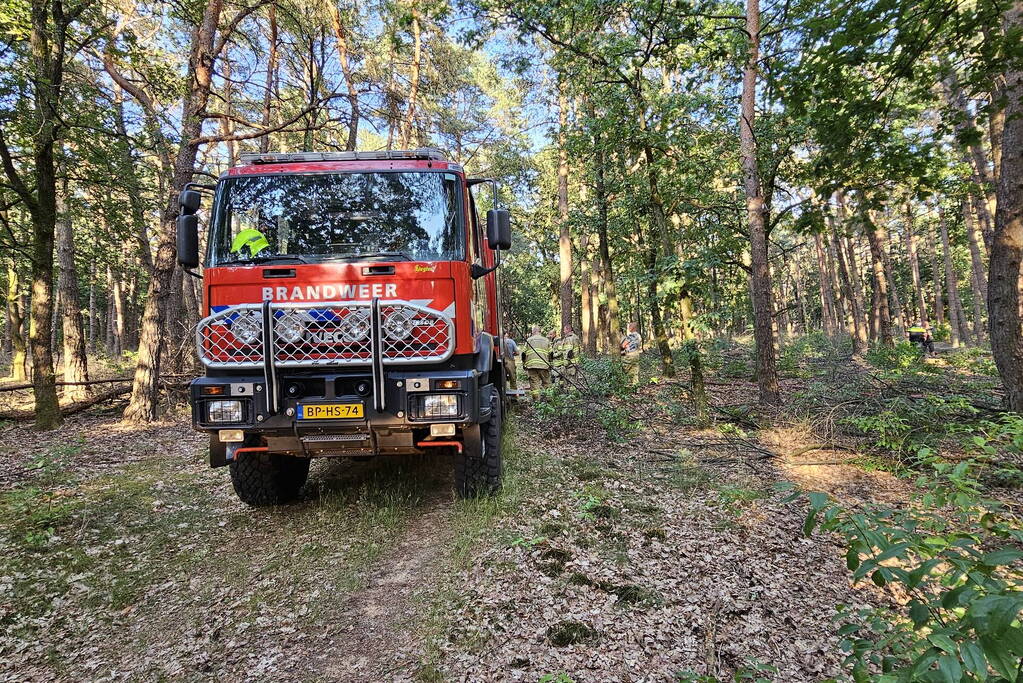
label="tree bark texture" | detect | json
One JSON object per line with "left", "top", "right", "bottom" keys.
{"left": 56, "top": 196, "right": 89, "bottom": 400}
{"left": 740, "top": 0, "right": 779, "bottom": 404}
{"left": 124, "top": 0, "right": 224, "bottom": 422}
{"left": 989, "top": 2, "right": 1023, "bottom": 411}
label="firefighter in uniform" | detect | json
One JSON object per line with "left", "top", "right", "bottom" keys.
{"left": 522, "top": 325, "right": 552, "bottom": 397}
{"left": 552, "top": 325, "right": 581, "bottom": 384}
{"left": 620, "top": 322, "right": 643, "bottom": 385}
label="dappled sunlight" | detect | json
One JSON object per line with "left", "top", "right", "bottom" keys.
{"left": 760, "top": 425, "right": 914, "bottom": 506}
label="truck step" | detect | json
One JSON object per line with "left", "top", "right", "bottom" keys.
{"left": 301, "top": 433, "right": 370, "bottom": 443}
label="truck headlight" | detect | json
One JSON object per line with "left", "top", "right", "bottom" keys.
{"left": 231, "top": 311, "right": 261, "bottom": 346}
{"left": 423, "top": 394, "right": 460, "bottom": 418}
{"left": 208, "top": 400, "right": 243, "bottom": 423}
{"left": 338, "top": 309, "right": 370, "bottom": 342}
{"left": 276, "top": 310, "right": 308, "bottom": 344}
{"left": 383, "top": 309, "right": 415, "bottom": 341}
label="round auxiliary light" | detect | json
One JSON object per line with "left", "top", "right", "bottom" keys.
{"left": 382, "top": 309, "right": 415, "bottom": 341}
{"left": 230, "top": 311, "right": 261, "bottom": 346}
{"left": 276, "top": 310, "right": 309, "bottom": 345}
{"left": 337, "top": 309, "right": 370, "bottom": 342}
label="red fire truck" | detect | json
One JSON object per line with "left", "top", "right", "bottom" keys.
{"left": 175, "top": 149, "right": 511, "bottom": 506}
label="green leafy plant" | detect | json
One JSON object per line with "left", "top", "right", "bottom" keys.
{"left": 796, "top": 450, "right": 1023, "bottom": 681}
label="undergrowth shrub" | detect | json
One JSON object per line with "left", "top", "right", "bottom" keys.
{"left": 867, "top": 342, "right": 931, "bottom": 375}
{"left": 794, "top": 451, "right": 1023, "bottom": 681}
{"left": 948, "top": 348, "right": 999, "bottom": 377}
{"left": 532, "top": 360, "right": 638, "bottom": 443}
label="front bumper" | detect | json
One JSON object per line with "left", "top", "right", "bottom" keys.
{"left": 191, "top": 367, "right": 493, "bottom": 461}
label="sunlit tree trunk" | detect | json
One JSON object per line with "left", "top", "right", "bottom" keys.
{"left": 557, "top": 83, "right": 572, "bottom": 331}
{"left": 56, "top": 191, "right": 89, "bottom": 400}
{"left": 123, "top": 0, "right": 224, "bottom": 422}
{"left": 740, "top": 0, "right": 779, "bottom": 403}
{"left": 5, "top": 262, "right": 28, "bottom": 381}
{"left": 964, "top": 198, "right": 987, "bottom": 341}
{"left": 989, "top": 1, "right": 1023, "bottom": 410}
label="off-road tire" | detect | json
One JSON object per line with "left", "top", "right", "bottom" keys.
{"left": 455, "top": 394, "right": 503, "bottom": 498}
{"left": 229, "top": 453, "right": 310, "bottom": 506}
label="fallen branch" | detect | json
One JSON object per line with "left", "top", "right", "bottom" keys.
{"left": 0, "top": 375, "right": 190, "bottom": 392}
{"left": 0, "top": 381, "right": 188, "bottom": 420}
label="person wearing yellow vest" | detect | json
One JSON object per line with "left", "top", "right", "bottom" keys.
{"left": 552, "top": 324, "right": 581, "bottom": 383}
{"left": 521, "top": 325, "right": 552, "bottom": 397}
{"left": 907, "top": 320, "right": 934, "bottom": 356}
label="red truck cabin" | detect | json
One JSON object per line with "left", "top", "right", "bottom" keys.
{"left": 176, "top": 149, "right": 512, "bottom": 504}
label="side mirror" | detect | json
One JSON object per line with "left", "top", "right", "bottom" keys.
{"left": 177, "top": 214, "right": 200, "bottom": 268}
{"left": 486, "top": 209, "right": 512, "bottom": 250}
{"left": 179, "top": 189, "right": 201, "bottom": 215}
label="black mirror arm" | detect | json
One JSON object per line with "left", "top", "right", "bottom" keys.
{"left": 470, "top": 262, "right": 499, "bottom": 280}
{"left": 184, "top": 267, "right": 203, "bottom": 280}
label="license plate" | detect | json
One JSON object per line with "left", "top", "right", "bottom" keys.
{"left": 297, "top": 403, "right": 364, "bottom": 420}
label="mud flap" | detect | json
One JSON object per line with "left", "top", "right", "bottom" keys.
{"left": 209, "top": 434, "right": 228, "bottom": 468}
{"left": 463, "top": 422, "right": 483, "bottom": 457}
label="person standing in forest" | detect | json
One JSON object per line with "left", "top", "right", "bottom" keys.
{"left": 620, "top": 322, "right": 643, "bottom": 385}
{"left": 522, "top": 325, "right": 552, "bottom": 397}
{"left": 552, "top": 324, "right": 581, "bottom": 383}
{"left": 503, "top": 336, "right": 519, "bottom": 390}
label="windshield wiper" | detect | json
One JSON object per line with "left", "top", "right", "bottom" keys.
{"left": 325, "top": 251, "right": 412, "bottom": 262}
{"left": 227, "top": 254, "right": 309, "bottom": 265}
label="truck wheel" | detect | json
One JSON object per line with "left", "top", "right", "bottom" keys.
{"left": 455, "top": 395, "right": 503, "bottom": 498}
{"left": 229, "top": 452, "right": 310, "bottom": 506}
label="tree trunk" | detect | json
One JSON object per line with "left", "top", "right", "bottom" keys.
{"left": 904, "top": 201, "right": 927, "bottom": 322}
{"left": 924, "top": 220, "right": 945, "bottom": 326}
{"left": 56, "top": 194, "right": 89, "bottom": 400}
{"left": 740, "top": 0, "right": 779, "bottom": 404}
{"left": 831, "top": 224, "right": 867, "bottom": 355}
{"left": 964, "top": 198, "right": 988, "bottom": 341}
{"left": 881, "top": 223, "right": 905, "bottom": 336}
{"left": 400, "top": 7, "right": 422, "bottom": 147}
{"left": 813, "top": 232, "right": 838, "bottom": 336}
{"left": 642, "top": 229, "right": 674, "bottom": 378}
{"left": 6, "top": 262, "right": 28, "bottom": 381}
{"left": 841, "top": 223, "right": 870, "bottom": 347}
{"left": 124, "top": 0, "right": 224, "bottom": 422}
{"left": 939, "top": 205, "right": 963, "bottom": 348}
{"left": 593, "top": 133, "right": 620, "bottom": 347}
{"left": 331, "top": 5, "right": 360, "bottom": 151}
{"left": 557, "top": 83, "right": 572, "bottom": 331}
{"left": 260, "top": 2, "right": 278, "bottom": 154}
{"left": 865, "top": 218, "right": 894, "bottom": 347}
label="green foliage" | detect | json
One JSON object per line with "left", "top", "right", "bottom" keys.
{"left": 842, "top": 395, "right": 979, "bottom": 455}
{"left": 948, "top": 348, "right": 999, "bottom": 377}
{"left": 798, "top": 452, "right": 1023, "bottom": 681}
{"left": 867, "top": 342, "right": 930, "bottom": 374}
{"left": 532, "top": 387, "right": 636, "bottom": 442}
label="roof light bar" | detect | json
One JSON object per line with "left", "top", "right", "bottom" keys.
{"left": 238, "top": 148, "right": 446, "bottom": 164}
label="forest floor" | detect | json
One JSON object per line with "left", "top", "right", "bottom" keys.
{"left": 0, "top": 341, "right": 1015, "bottom": 682}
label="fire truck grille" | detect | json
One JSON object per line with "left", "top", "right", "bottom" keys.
{"left": 196, "top": 301, "right": 454, "bottom": 369}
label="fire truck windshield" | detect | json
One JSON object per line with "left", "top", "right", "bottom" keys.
{"left": 208, "top": 171, "right": 463, "bottom": 265}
